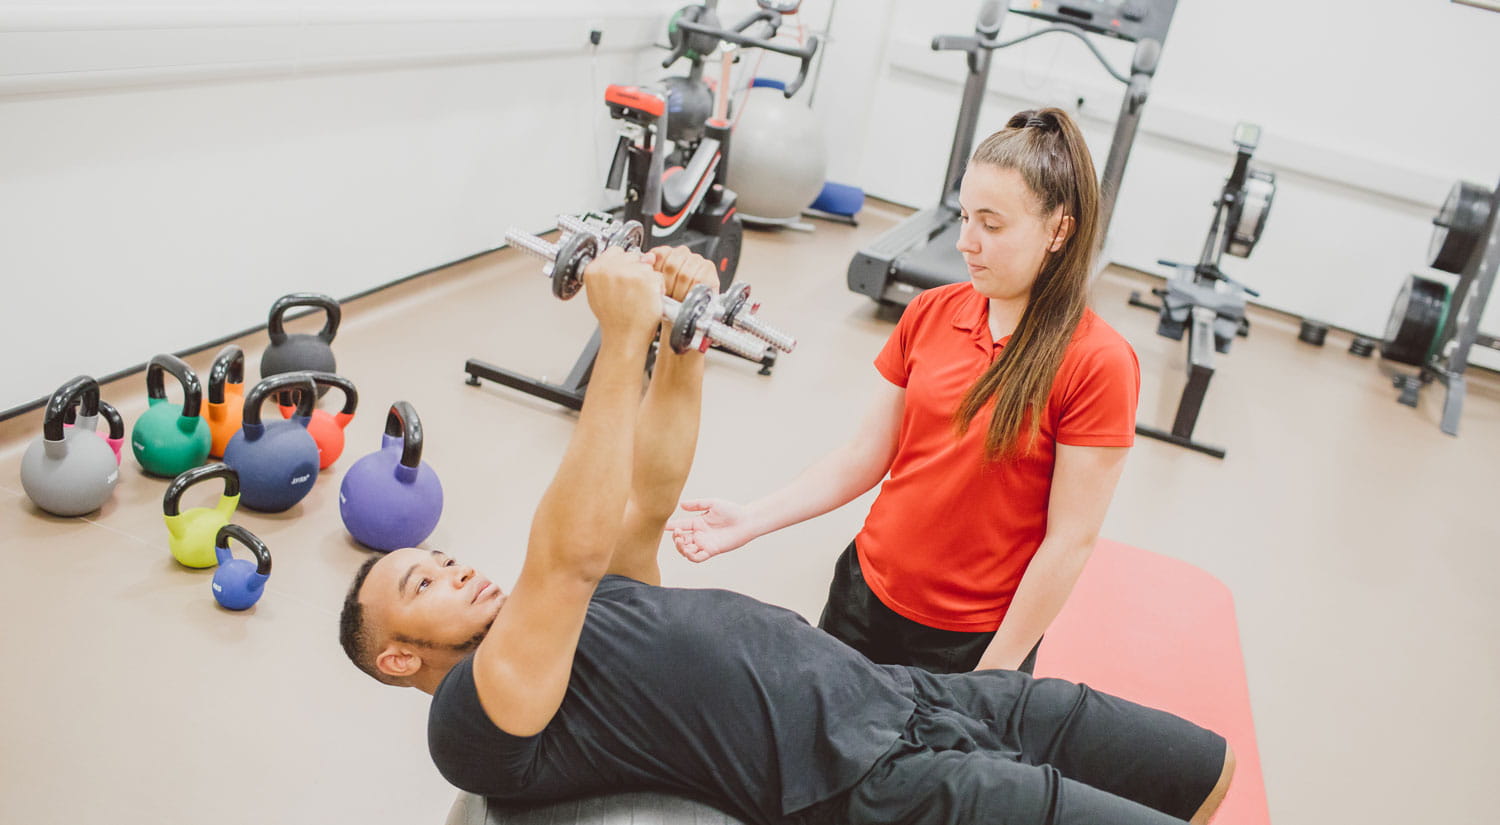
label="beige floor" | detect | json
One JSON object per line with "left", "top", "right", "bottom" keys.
{"left": 1, "top": 202, "right": 1497, "bottom": 825}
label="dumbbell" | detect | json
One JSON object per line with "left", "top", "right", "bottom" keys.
{"left": 504, "top": 227, "right": 767, "bottom": 359}
{"left": 555, "top": 214, "right": 796, "bottom": 354}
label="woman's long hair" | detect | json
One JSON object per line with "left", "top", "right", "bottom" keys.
{"left": 952, "top": 107, "right": 1100, "bottom": 461}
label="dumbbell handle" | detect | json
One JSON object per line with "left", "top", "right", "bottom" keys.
{"left": 506, "top": 230, "right": 560, "bottom": 267}
{"left": 724, "top": 306, "right": 796, "bottom": 353}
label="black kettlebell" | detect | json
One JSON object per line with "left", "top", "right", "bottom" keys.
{"left": 261, "top": 293, "right": 340, "bottom": 397}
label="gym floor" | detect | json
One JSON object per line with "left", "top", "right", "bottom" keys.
{"left": 1, "top": 202, "right": 1495, "bottom": 825}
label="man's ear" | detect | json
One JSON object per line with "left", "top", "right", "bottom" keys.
{"left": 376, "top": 644, "right": 423, "bottom": 680}
{"left": 1049, "top": 214, "right": 1076, "bottom": 252}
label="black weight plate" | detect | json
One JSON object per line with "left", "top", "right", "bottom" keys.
{"left": 552, "top": 232, "right": 598, "bottom": 300}
{"left": 1380, "top": 274, "right": 1449, "bottom": 366}
{"left": 1428, "top": 180, "right": 1492, "bottom": 273}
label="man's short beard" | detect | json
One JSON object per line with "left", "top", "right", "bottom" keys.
{"left": 394, "top": 615, "right": 496, "bottom": 653}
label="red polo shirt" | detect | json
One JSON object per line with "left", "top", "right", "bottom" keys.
{"left": 857, "top": 283, "right": 1139, "bottom": 631}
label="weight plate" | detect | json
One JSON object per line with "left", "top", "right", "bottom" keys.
{"left": 552, "top": 232, "right": 599, "bottom": 301}
{"left": 1428, "top": 180, "right": 1492, "bottom": 273}
{"left": 1380, "top": 273, "right": 1450, "bottom": 366}
{"left": 669, "top": 285, "right": 713, "bottom": 354}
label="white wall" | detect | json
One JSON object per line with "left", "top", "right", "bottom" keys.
{"left": 0, "top": 1, "right": 682, "bottom": 414}
{"left": 836, "top": 0, "right": 1500, "bottom": 366}
{"left": 7, "top": 0, "right": 1500, "bottom": 415}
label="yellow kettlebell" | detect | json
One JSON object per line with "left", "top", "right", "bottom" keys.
{"left": 163, "top": 463, "right": 241, "bottom": 568}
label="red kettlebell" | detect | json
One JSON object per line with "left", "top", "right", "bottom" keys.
{"left": 206, "top": 345, "right": 246, "bottom": 459}
{"left": 277, "top": 371, "right": 357, "bottom": 470}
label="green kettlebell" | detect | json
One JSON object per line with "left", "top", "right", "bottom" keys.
{"left": 163, "top": 464, "right": 241, "bottom": 568}
{"left": 132, "top": 354, "right": 212, "bottom": 478}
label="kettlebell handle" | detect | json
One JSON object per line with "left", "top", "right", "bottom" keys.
{"left": 267, "top": 293, "right": 341, "bottom": 345}
{"left": 278, "top": 371, "right": 358, "bottom": 415}
{"left": 61, "top": 393, "right": 123, "bottom": 439}
{"left": 146, "top": 354, "right": 204, "bottom": 419}
{"left": 42, "top": 375, "right": 101, "bottom": 442}
{"left": 386, "top": 401, "right": 424, "bottom": 469}
{"left": 216, "top": 523, "right": 272, "bottom": 576}
{"left": 242, "top": 373, "right": 318, "bottom": 429}
{"left": 208, "top": 345, "right": 245, "bottom": 404}
{"left": 163, "top": 463, "right": 241, "bottom": 516}
{"left": 97, "top": 400, "right": 125, "bottom": 440}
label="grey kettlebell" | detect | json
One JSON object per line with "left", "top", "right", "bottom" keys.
{"left": 260, "top": 293, "right": 340, "bottom": 397}
{"left": 21, "top": 376, "right": 122, "bottom": 517}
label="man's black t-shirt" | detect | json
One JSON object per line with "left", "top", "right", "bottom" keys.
{"left": 428, "top": 575, "right": 917, "bottom": 823}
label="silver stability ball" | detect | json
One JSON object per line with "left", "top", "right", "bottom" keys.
{"left": 446, "top": 792, "right": 748, "bottom": 825}
{"left": 724, "top": 81, "right": 827, "bottom": 224}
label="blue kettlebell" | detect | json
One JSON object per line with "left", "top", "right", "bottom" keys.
{"left": 339, "top": 401, "right": 443, "bottom": 551}
{"left": 211, "top": 524, "right": 272, "bottom": 611}
{"left": 223, "top": 373, "right": 320, "bottom": 513}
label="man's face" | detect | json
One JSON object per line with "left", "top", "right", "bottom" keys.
{"left": 362, "top": 548, "right": 506, "bottom": 657}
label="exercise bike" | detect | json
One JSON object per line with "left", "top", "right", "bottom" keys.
{"left": 464, "top": 1, "right": 818, "bottom": 410}
{"left": 1129, "top": 122, "right": 1275, "bottom": 459}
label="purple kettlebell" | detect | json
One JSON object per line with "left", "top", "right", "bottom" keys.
{"left": 339, "top": 401, "right": 442, "bottom": 552}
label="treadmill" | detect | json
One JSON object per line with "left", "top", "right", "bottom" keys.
{"left": 848, "top": 0, "right": 1178, "bottom": 308}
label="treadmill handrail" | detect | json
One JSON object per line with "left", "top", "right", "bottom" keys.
{"left": 951, "top": 24, "right": 1149, "bottom": 86}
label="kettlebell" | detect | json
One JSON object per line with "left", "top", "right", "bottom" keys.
{"left": 65, "top": 398, "right": 126, "bottom": 464}
{"left": 277, "top": 371, "right": 357, "bottom": 469}
{"left": 20, "top": 376, "right": 122, "bottom": 516}
{"left": 339, "top": 401, "right": 444, "bottom": 551}
{"left": 163, "top": 463, "right": 241, "bottom": 568}
{"left": 211, "top": 524, "right": 272, "bottom": 611}
{"left": 205, "top": 344, "right": 246, "bottom": 459}
{"left": 223, "top": 373, "right": 320, "bottom": 513}
{"left": 260, "top": 293, "right": 340, "bottom": 397}
{"left": 131, "top": 354, "right": 212, "bottom": 478}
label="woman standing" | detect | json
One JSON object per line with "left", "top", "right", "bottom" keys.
{"left": 668, "top": 107, "right": 1139, "bottom": 674}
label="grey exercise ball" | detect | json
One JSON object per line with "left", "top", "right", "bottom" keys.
{"left": 724, "top": 85, "right": 828, "bottom": 223}
{"left": 446, "top": 792, "right": 748, "bottom": 825}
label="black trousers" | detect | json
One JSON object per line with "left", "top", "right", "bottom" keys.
{"left": 818, "top": 542, "right": 1039, "bottom": 675}
{"left": 830, "top": 668, "right": 1227, "bottom": 825}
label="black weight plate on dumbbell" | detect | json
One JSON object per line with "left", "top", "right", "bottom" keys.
{"left": 669, "top": 286, "right": 713, "bottom": 354}
{"left": 1380, "top": 274, "right": 1449, "bottom": 366}
{"left": 1428, "top": 180, "right": 1492, "bottom": 273}
{"left": 553, "top": 232, "right": 599, "bottom": 300}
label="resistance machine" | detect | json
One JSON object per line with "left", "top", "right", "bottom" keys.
{"left": 1381, "top": 177, "right": 1500, "bottom": 435}
{"left": 1129, "top": 123, "right": 1275, "bottom": 459}
{"left": 464, "top": 1, "right": 817, "bottom": 409}
{"left": 848, "top": 0, "right": 1178, "bottom": 309}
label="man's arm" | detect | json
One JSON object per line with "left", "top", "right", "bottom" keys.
{"left": 470, "top": 248, "right": 662, "bottom": 736}
{"left": 605, "top": 247, "right": 716, "bottom": 585}
{"left": 975, "top": 443, "right": 1129, "bottom": 670}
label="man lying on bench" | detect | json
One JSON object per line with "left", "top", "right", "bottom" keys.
{"left": 337, "top": 246, "right": 1235, "bottom": 825}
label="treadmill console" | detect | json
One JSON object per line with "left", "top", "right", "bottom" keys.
{"left": 1010, "top": 0, "right": 1176, "bottom": 44}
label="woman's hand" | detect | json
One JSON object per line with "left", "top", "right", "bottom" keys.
{"left": 665, "top": 498, "right": 756, "bottom": 562}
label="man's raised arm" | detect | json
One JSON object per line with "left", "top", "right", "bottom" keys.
{"left": 605, "top": 246, "right": 717, "bottom": 585}
{"left": 470, "top": 247, "right": 663, "bottom": 736}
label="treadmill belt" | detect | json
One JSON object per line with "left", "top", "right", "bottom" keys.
{"left": 892, "top": 219, "right": 966, "bottom": 290}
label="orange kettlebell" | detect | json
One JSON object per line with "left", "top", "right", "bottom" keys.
{"left": 278, "top": 371, "right": 357, "bottom": 470}
{"left": 206, "top": 345, "right": 246, "bottom": 459}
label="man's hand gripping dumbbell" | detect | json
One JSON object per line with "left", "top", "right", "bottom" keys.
{"left": 505, "top": 215, "right": 796, "bottom": 358}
